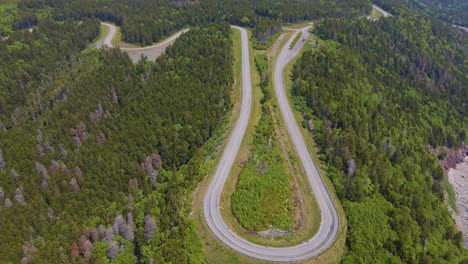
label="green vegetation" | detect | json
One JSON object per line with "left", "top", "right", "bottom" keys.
{"left": 1, "top": 0, "right": 467, "bottom": 262}
{"left": 369, "top": 7, "right": 384, "bottom": 20}
{"left": 289, "top": 31, "right": 303, "bottom": 49}
{"left": 18, "top": 0, "right": 371, "bottom": 45}
{"left": 231, "top": 56, "right": 295, "bottom": 232}
{"left": 92, "top": 23, "right": 109, "bottom": 45}
{"left": 218, "top": 29, "right": 325, "bottom": 249}
{"left": 442, "top": 178, "right": 458, "bottom": 213}
{"left": 0, "top": 3, "right": 16, "bottom": 36}
{"left": 282, "top": 33, "right": 347, "bottom": 261}
{"left": 292, "top": 12, "right": 468, "bottom": 262}
{"left": 0, "top": 18, "right": 101, "bottom": 124}
{"left": 230, "top": 105, "right": 294, "bottom": 231}
{"left": 0, "top": 23, "right": 233, "bottom": 263}
{"left": 375, "top": 0, "right": 468, "bottom": 26}
{"left": 252, "top": 30, "right": 283, "bottom": 50}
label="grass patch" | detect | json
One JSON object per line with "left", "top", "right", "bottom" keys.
{"left": 231, "top": 108, "right": 294, "bottom": 231}
{"left": 231, "top": 139, "right": 295, "bottom": 231}
{"left": 289, "top": 31, "right": 303, "bottom": 49}
{"left": 370, "top": 8, "right": 384, "bottom": 19}
{"left": 367, "top": 6, "right": 384, "bottom": 20}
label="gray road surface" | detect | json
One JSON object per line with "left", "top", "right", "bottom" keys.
{"left": 95, "top": 22, "right": 116, "bottom": 48}
{"left": 96, "top": 23, "right": 188, "bottom": 61}
{"left": 202, "top": 26, "right": 340, "bottom": 262}
{"left": 372, "top": 4, "right": 392, "bottom": 17}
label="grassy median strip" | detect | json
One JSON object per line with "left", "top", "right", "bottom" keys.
{"left": 231, "top": 54, "right": 296, "bottom": 232}
{"left": 289, "top": 31, "right": 303, "bottom": 49}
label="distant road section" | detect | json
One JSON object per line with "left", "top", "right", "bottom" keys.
{"left": 371, "top": 4, "right": 467, "bottom": 32}
{"left": 94, "top": 22, "right": 116, "bottom": 49}
{"left": 202, "top": 26, "right": 340, "bottom": 262}
{"left": 453, "top": 24, "right": 468, "bottom": 32}
{"left": 372, "top": 4, "right": 392, "bottom": 17}
{"left": 95, "top": 22, "right": 188, "bottom": 61}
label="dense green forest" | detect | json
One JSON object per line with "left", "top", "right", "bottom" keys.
{"left": 15, "top": 0, "right": 371, "bottom": 46}
{"left": 0, "top": 18, "right": 100, "bottom": 126}
{"left": 0, "top": 22, "right": 232, "bottom": 263}
{"left": 1, "top": 0, "right": 468, "bottom": 262}
{"left": 292, "top": 11, "right": 467, "bottom": 263}
{"left": 374, "top": 0, "right": 468, "bottom": 27}
{"left": 0, "top": 0, "right": 372, "bottom": 263}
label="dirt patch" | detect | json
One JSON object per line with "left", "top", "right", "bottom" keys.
{"left": 125, "top": 46, "right": 169, "bottom": 62}
{"left": 448, "top": 156, "right": 468, "bottom": 248}
{"left": 270, "top": 33, "right": 288, "bottom": 57}
{"left": 258, "top": 229, "right": 291, "bottom": 238}
{"left": 428, "top": 145, "right": 468, "bottom": 175}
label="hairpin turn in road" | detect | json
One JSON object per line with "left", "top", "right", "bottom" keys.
{"left": 202, "top": 26, "right": 340, "bottom": 262}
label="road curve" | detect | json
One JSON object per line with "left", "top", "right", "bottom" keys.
{"left": 202, "top": 26, "right": 340, "bottom": 262}
{"left": 100, "top": 22, "right": 117, "bottom": 48}
{"left": 98, "top": 22, "right": 188, "bottom": 50}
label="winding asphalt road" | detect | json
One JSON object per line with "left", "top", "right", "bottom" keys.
{"left": 202, "top": 26, "right": 340, "bottom": 262}
{"left": 95, "top": 22, "right": 116, "bottom": 48}
{"left": 98, "top": 22, "right": 188, "bottom": 49}
{"left": 96, "top": 23, "right": 188, "bottom": 61}
{"left": 97, "top": 22, "right": 340, "bottom": 261}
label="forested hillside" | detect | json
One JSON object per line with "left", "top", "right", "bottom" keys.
{"left": 0, "top": 18, "right": 100, "bottom": 127}
{"left": 0, "top": 23, "right": 232, "bottom": 263}
{"left": 292, "top": 12, "right": 467, "bottom": 263}
{"left": 374, "top": 0, "right": 468, "bottom": 27}
{"left": 2, "top": 0, "right": 467, "bottom": 262}
{"left": 0, "top": 1, "right": 373, "bottom": 263}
